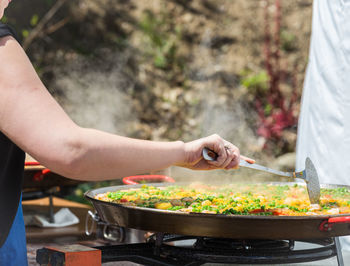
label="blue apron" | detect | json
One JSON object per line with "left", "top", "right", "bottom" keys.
{"left": 0, "top": 197, "right": 28, "bottom": 266}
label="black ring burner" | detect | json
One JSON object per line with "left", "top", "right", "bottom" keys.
{"left": 95, "top": 233, "right": 344, "bottom": 265}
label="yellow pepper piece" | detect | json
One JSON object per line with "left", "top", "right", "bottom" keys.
{"left": 201, "top": 200, "right": 212, "bottom": 206}
{"left": 155, "top": 202, "right": 172, "bottom": 210}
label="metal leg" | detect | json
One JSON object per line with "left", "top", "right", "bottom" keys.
{"left": 288, "top": 239, "right": 295, "bottom": 250}
{"left": 48, "top": 193, "right": 55, "bottom": 223}
{"left": 154, "top": 232, "right": 165, "bottom": 256}
{"left": 334, "top": 237, "right": 344, "bottom": 266}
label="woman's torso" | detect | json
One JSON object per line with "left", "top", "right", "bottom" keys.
{"left": 0, "top": 23, "right": 25, "bottom": 247}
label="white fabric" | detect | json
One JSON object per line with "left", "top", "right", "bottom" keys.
{"left": 32, "top": 208, "right": 79, "bottom": 228}
{"left": 296, "top": 0, "right": 350, "bottom": 250}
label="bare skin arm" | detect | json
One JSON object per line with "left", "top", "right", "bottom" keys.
{"left": 0, "top": 36, "right": 250, "bottom": 181}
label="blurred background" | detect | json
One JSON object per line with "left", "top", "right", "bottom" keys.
{"left": 2, "top": 0, "right": 313, "bottom": 202}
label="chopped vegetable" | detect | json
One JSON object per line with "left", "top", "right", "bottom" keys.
{"left": 94, "top": 183, "right": 350, "bottom": 216}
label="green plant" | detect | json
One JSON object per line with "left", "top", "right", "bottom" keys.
{"left": 240, "top": 70, "right": 269, "bottom": 94}
{"left": 30, "top": 14, "right": 39, "bottom": 27}
{"left": 242, "top": 0, "right": 300, "bottom": 154}
{"left": 281, "top": 30, "right": 297, "bottom": 52}
{"left": 0, "top": 15, "right": 8, "bottom": 23}
{"left": 21, "top": 29, "right": 29, "bottom": 39}
{"left": 21, "top": 13, "right": 43, "bottom": 40}
{"left": 139, "top": 10, "right": 181, "bottom": 70}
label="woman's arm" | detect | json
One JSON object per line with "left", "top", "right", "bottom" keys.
{"left": 0, "top": 36, "right": 246, "bottom": 181}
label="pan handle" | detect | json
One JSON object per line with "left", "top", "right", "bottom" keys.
{"left": 319, "top": 216, "right": 350, "bottom": 232}
{"left": 123, "top": 175, "right": 175, "bottom": 185}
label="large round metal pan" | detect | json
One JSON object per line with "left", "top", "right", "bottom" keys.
{"left": 85, "top": 182, "right": 350, "bottom": 240}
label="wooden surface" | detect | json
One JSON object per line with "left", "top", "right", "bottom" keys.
{"left": 22, "top": 196, "right": 90, "bottom": 208}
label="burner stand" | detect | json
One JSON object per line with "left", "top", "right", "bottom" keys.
{"left": 99, "top": 233, "right": 344, "bottom": 266}
{"left": 36, "top": 233, "right": 345, "bottom": 266}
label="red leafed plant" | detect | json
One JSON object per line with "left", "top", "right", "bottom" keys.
{"left": 254, "top": 0, "right": 299, "bottom": 150}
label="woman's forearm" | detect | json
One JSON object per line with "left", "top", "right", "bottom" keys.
{"left": 62, "top": 127, "right": 185, "bottom": 181}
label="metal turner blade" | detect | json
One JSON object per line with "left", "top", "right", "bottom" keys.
{"left": 202, "top": 148, "right": 321, "bottom": 204}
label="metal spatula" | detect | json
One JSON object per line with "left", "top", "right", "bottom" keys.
{"left": 202, "top": 148, "right": 321, "bottom": 204}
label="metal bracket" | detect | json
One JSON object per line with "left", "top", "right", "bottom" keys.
{"left": 85, "top": 210, "right": 104, "bottom": 236}
{"left": 85, "top": 211, "right": 125, "bottom": 242}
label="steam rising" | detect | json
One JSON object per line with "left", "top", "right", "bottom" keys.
{"left": 53, "top": 50, "right": 137, "bottom": 135}
{"left": 172, "top": 29, "right": 265, "bottom": 183}
{"left": 51, "top": 33, "right": 270, "bottom": 184}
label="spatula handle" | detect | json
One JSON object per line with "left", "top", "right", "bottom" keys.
{"left": 202, "top": 147, "right": 293, "bottom": 178}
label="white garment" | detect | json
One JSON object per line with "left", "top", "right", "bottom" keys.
{"left": 296, "top": 0, "right": 350, "bottom": 250}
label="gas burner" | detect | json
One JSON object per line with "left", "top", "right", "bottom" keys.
{"left": 36, "top": 233, "right": 344, "bottom": 266}
{"left": 95, "top": 233, "right": 344, "bottom": 266}
{"left": 192, "top": 237, "right": 292, "bottom": 251}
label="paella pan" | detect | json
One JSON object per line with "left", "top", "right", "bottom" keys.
{"left": 85, "top": 181, "right": 350, "bottom": 240}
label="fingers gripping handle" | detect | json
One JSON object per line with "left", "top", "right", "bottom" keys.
{"left": 203, "top": 147, "right": 292, "bottom": 178}
{"left": 202, "top": 147, "right": 218, "bottom": 161}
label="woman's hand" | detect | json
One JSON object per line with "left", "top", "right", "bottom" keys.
{"left": 176, "top": 134, "right": 254, "bottom": 170}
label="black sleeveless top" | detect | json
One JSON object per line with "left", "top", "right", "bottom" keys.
{"left": 0, "top": 23, "right": 25, "bottom": 247}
